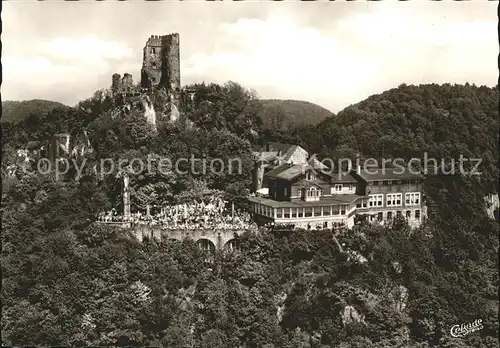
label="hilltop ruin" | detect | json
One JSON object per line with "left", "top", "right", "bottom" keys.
{"left": 110, "top": 33, "right": 182, "bottom": 126}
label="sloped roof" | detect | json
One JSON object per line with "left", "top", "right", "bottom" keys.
{"left": 308, "top": 154, "right": 329, "bottom": 170}
{"left": 281, "top": 145, "right": 309, "bottom": 163}
{"left": 265, "top": 162, "right": 328, "bottom": 182}
{"left": 329, "top": 172, "right": 358, "bottom": 183}
{"left": 265, "top": 163, "right": 309, "bottom": 181}
{"left": 294, "top": 178, "right": 325, "bottom": 189}
{"left": 281, "top": 145, "right": 299, "bottom": 162}
{"left": 355, "top": 167, "right": 425, "bottom": 181}
{"left": 264, "top": 163, "right": 290, "bottom": 177}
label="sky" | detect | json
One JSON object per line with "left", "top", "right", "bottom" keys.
{"left": 2, "top": 1, "right": 497, "bottom": 113}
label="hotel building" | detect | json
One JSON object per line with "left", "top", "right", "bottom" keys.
{"left": 250, "top": 163, "right": 362, "bottom": 229}
{"left": 249, "top": 145, "right": 426, "bottom": 230}
{"left": 351, "top": 167, "right": 426, "bottom": 228}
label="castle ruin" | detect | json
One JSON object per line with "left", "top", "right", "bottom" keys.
{"left": 111, "top": 73, "right": 135, "bottom": 96}
{"left": 140, "top": 33, "right": 181, "bottom": 111}
{"left": 109, "top": 33, "right": 182, "bottom": 125}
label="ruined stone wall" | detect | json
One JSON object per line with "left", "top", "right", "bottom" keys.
{"left": 111, "top": 72, "right": 135, "bottom": 96}
{"left": 112, "top": 73, "right": 122, "bottom": 94}
{"left": 106, "top": 34, "right": 181, "bottom": 128}
{"left": 122, "top": 73, "right": 134, "bottom": 92}
{"left": 141, "top": 35, "right": 164, "bottom": 89}
{"left": 160, "top": 33, "right": 181, "bottom": 95}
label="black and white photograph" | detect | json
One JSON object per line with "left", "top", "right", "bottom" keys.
{"left": 1, "top": 1, "right": 498, "bottom": 347}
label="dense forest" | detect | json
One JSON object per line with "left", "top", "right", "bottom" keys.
{"left": 251, "top": 99, "right": 333, "bottom": 132}
{"left": 2, "top": 99, "right": 71, "bottom": 123}
{"left": 1, "top": 82, "right": 499, "bottom": 347}
{"left": 269, "top": 83, "right": 499, "bottom": 193}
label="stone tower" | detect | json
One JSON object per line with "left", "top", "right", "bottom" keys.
{"left": 122, "top": 73, "right": 134, "bottom": 92}
{"left": 140, "top": 33, "right": 181, "bottom": 110}
{"left": 111, "top": 73, "right": 134, "bottom": 96}
{"left": 111, "top": 73, "right": 122, "bottom": 95}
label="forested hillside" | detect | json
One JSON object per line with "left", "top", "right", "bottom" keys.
{"left": 1, "top": 82, "right": 498, "bottom": 347}
{"left": 267, "top": 83, "right": 499, "bottom": 193}
{"left": 2, "top": 170, "right": 498, "bottom": 347}
{"left": 252, "top": 99, "right": 333, "bottom": 131}
{"left": 1, "top": 99, "right": 71, "bottom": 123}
{"left": 2, "top": 82, "right": 258, "bottom": 207}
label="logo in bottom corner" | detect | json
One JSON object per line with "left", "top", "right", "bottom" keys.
{"left": 450, "top": 319, "right": 483, "bottom": 338}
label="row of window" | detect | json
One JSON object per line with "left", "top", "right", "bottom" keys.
{"left": 254, "top": 203, "right": 422, "bottom": 222}
{"left": 370, "top": 209, "right": 421, "bottom": 221}
{"left": 297, "top": 185, "right": 356, "bottom": 200}
{"left": 386, "top": 193, "right": 402, "bottom": 206}
{"left": 279, "top": 184, "right": 357, "bottom": 200}
{"left": 304, "top": 184, "right": 355, "bottom": 194}
{"left": 332, "top": 184, "right": 355, "bottom": 192}
{"left": 371, "top": 179, "right": 422, "bottom": 186}
{"left": 357, "top": 192, "right": 421, "bottom": 208}
{"left": 297, "top": 187, "right": 321, "bottom": 202}
{"left": 405, "top": 192, "right": 420, "bottom": 205}
{"left": 280, "top": 187, "right": 322, "bottom": 199}
{"left": 305, "top": 172, "right": 316, "bottom": 181}
{"left": 255, "top": 204, "right": 350, "bottom": 218}
{"left": 305, "top": 170, "right": 422, "bottom": 188}
{"left": 369, "top": 194, "right": 384, "bottom": 207}
{"left": 308, "top": 221, "right": 347, "bottom": 230}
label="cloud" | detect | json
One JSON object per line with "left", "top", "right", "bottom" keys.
{"left": 2, "top": 3, "right": 496, "bottom": 111}
{"left": 182, "top": 7, "right": 497, "bottom": 112}
{"left": 40, "top": 35, "right": 134, "bottom": 62}
{"left": 182, "top": 15, "right": 379, "bottom": 110}
{"left": 3, "top": 36, "right": 137, "bottom": 104}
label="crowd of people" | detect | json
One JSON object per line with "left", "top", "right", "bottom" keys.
{"left": 98, "top": 196, "right": 256, "bottom": 230}
{"left": 98, "top": 208, "right": 121, "bottom": 222}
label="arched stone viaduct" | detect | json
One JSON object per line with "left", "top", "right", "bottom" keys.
{"left": 98, "top": 222, "right": 256, "bottom": 251}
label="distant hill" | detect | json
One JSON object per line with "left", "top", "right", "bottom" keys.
{"left": 310, "top": 83, "right": 499, "bottom": 192}
{"left": 2, "top": 100, "right": 70, "bottom": 123}
{"left": 253, "top": 99, "right": 333, "bottom": 131}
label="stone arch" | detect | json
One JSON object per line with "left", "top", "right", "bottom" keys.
{"left": 196, "top": 238, "right": 216, "bottom": 253}
{"left": 224, "top": 239, "right": 240, "bottom": 252}
{"left": 197, "top": 238, "right": 216, "bottom": 264}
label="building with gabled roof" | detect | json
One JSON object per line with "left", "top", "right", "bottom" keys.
{"left": 308, "top": 153, "right": 329, "bottom": 171}
{"left": 249, "top": 147, "right": 427, "bottom": 230}
{"left": 252, "top": 144, "right": 310, "bottom": 192}
{"left": 250, "top": 161, "right": 364, "bottom": 229}
{"left": 351, "top": 166, "right": 426, "bottom": 227}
